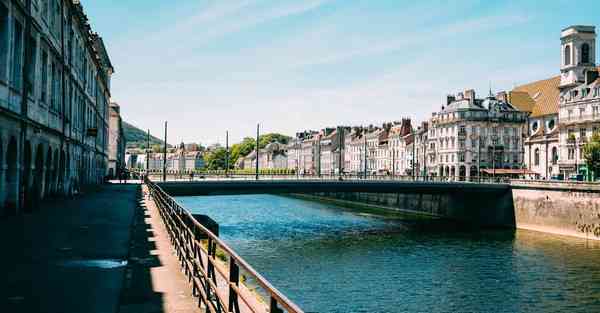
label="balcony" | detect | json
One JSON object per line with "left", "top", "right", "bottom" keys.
{"left": 560, "top": 113, "right": 600, "bottom": 125}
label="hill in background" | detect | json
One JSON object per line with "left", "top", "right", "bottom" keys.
{"left": 123, "top": 121, "right": 168, "bottom": 149}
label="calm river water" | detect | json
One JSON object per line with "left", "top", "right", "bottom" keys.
{"left": 177, "top": 194, "right": 600, "bottom": 313}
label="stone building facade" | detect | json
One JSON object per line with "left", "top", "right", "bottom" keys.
{"left": 557, "top": 26, "right": 600, "bottom": 180}
{"left": 107, "top": 102, "right": 125, "bottom": 179}
{"left": 0, "top": 0, "right": 114, "bottom": 215}
{"left": 428, "top": 90, "right": 529, "bottom": 180}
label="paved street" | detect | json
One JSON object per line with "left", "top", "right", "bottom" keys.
{"left": 0, "top": 184, "right": 139, "bottom": 313}
{"left": 0, "top": 182, "right": 199, "bottom": 313}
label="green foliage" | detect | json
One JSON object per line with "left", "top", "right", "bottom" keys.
{"left": 204, "top": 147, "right": 228, "bottom": 170}
{"left": 227, "top": 133, "right": 291, "bottom": 169}
{"left": 258, "top": 133, "right": 291, "bottom": 148}
{"left": 123, "top": 121, "right": 167, "bottom": 149}
{"left": 583, "top": 132, "right": 600, "bottom": 178}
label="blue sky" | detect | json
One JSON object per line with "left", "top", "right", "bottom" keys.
{"left": 83, "top": 0, "right": 600, "bottom": 145}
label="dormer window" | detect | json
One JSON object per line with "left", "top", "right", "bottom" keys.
{"left": 532, "top": 121, "right": 539, "bottom": 132}
{"left": 548, "top": 119, "right": 555, "bottom": 131}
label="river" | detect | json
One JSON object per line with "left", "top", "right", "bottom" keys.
{"left": 177, "top": 194, "right": 600, "bottom": 313}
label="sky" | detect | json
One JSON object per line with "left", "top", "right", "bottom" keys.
{"left": 82, "top": 0, "right": 600, "bottom": 145}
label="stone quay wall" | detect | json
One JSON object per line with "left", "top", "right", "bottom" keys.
{"left": 511, "top": 181, "right": 600, "bottom": 240}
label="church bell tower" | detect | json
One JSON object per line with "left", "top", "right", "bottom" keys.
{"left": 560, "top": 25, "right": 596, "bottom": 88}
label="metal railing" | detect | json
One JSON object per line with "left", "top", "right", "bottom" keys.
{"left": 146, "top": 178, "right": 304, "bottom": 313}
{"left": 146, "top": 172, "right": 513, "bottom": 184}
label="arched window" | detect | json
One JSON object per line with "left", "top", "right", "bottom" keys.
{"left": 551, "top": 147, "right": 558, "bottom": 165}
{"left": 582, "top": 43, "right": 590, "bottom": 64}
{"left": 565, "top": 45, "right": 571, "bottom": 66}
{"left": 534, "top": 148, "right": 540, "bottom": 166}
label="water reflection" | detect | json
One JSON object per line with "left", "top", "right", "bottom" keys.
{"left": 177, "top": 194, "right": 600, "bottom": 313}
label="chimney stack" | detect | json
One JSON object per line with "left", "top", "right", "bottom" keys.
{"left": 464, "top": 89, "right": 475, "bottom": 103}
{"left": 496, "top": 91, "right": 508, "bottom": 102}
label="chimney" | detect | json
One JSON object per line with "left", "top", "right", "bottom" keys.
{"left": 464, "top": 89, "right": 475, "bottom": 102}
{"left": 496, "top": 91, "right": 508, "bottom": 102}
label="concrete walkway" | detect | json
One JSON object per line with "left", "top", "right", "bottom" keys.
{"left": 118, "top": 185, "right": 197, "bottom": 313}
{"left": 0, "top": 183, "right": 197, "bottom": 313}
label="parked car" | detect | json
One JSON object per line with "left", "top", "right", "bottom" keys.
{"left": 551, "top": 174, "right": 564, "bottom": 181}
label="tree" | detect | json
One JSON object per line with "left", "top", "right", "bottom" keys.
{"left": 258, "top": 133, "right": 291, "bottom": 148}
{"left": 204, "top": 147, "right": 228, "bottom": 170}
{"left": 583, "top": 132, "right": 600, "bottom": 179}
{"left": 152, "top": 144, "right": 164, "bottom": 153}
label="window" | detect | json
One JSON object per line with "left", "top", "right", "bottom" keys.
{"left": 568, "top": 148, "right": 575, "bottom": 160}
{"left": 582, "top": 43, "right": 590, "bottom": 64}
{"left": 548, "top": 119, "right": 555, "bottom": 130}
{"left": 11, "top": 19, "right": 24, "bottom": 89}
{"left": 41, "top": 50, "right": 48, "bottom": 103}
{"left": 580, "top": 128, "right": 587, "bottom": 140}
{"left": 26, "top": 35, "right": 36, "bottom": 95}
{"left": 565, "top": 45, "right": 571, "bottom": 66}
{"left": 49, "top": 62, "right": 55, "bottom": 108}
{"left": 534, "top": 148, "right": 540, "bottom": 166}
{"left": 552, "top": 147, "right": 558, "bottom": 165}
{"left": 0, "top": 4, "right": 8, "bottom": 81}
{"left": 594, "top": 106, "right": 599, "bottom": 117}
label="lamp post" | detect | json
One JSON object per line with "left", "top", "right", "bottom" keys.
{"left": 146, "top": 129, "right": 150, "bottom": 177}
{"left": 255, "top": 124, "right": 260, "bottom": 180}
{"left": 162, "top": 121, "right": 167, "bottom": 182}
{"left": 363, "top": 135, "right": 368, "bottom": 179}
{"left": 225, "top": 131, "right": 229, "bottom": 177}
{"left": 412, "top": 129, "right": 416, "bottom": 181}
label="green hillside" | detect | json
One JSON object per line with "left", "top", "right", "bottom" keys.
{"left": 123, "top": 121, "right": 168, "bottom": 149}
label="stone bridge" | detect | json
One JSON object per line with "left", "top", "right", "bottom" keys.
{"left": 157, "top": 180, "right": 516, "bottom": 228}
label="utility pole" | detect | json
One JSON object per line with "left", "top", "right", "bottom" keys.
{"left": 478, "top": 135, "right": 481, "bottom": 183}
{"left": 492, "top": 143, "right": 496, "bottom": 180}
{"left": 412, "top": 130, "right": 416, "bottom": 180}
{"left": 338, "top": 127, "right": 343, "bottom": 178}
{"left": 363, "top": 135, "right": 368, "bottom": 179}
{"left": 225, "top": 131, "right": 229, "bottom": 177}
{"left": 146, "top": 129, "right": 150, "bottom": 176}
{"left": 163, "top": 122, "right": 167, "bottom": 182}
{"left": 423, "top": 135, "right": 427, "bottom": 181}
{"left": 255, "top": 124, "right": 260, "bottom": 180}
{"left": 392, "top": 148, "right": 396, "bottom": 178}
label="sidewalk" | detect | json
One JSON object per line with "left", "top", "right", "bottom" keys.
{"left": 0, "top": 183, "right": 197, "bottom": 313}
